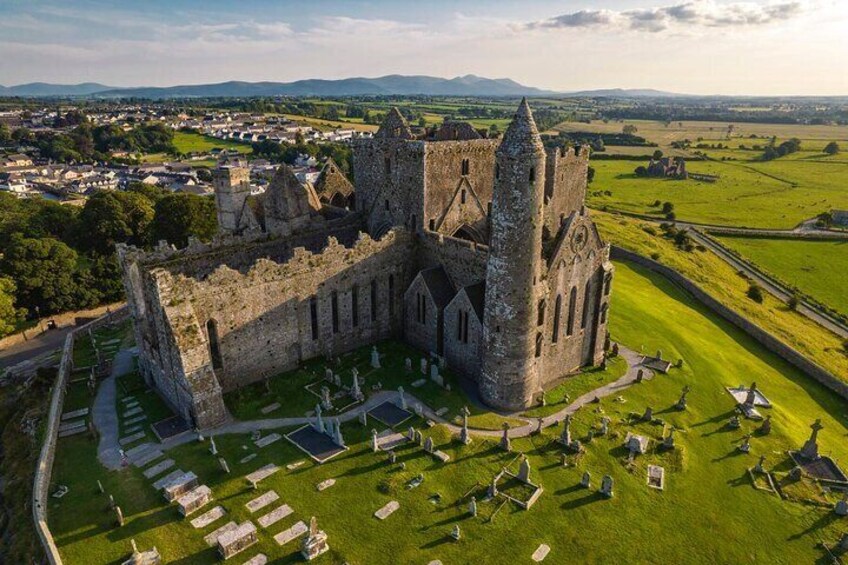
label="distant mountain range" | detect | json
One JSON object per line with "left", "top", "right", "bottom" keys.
{"left": 0, "top": 75, "right": 689, "bottom": 99}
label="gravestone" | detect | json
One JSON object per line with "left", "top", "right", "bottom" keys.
{"left": 753, "top": 455, "right": 766, "bottom": 473}
{"left": 430, "top": 363, "right": 440, "bottom": 382}
{"left": 468, "top": 496, "right": 477, "bottom": 517}
{"left": 374, "top": 500, "right": 399, "bottom": 520}
{"left": 636, "top": 369, "right": 644, "bottom": 383}
{"left": 218, "top": 457, "right": 230, "bottom": 474}
{"left": 799, "top": 419, "right": 823, "bottom": 460}
{"left": 301, "top": 516, "right": 330, "bottom": 561}
{"left": 420, "top": 357, "right": 428, "bottom": 375}
{"left": 459, "top": 406, "right": 471, "bottom": 445}
{"left": 191, "top": 506, "right": 225, "bottom": 529}
{"left": 728, "top": 415, "right": 741, "bottom": 429}
{"left": 115, "top": 505, "right": 124, "bottom": 527}
{"left": 217, "top": 521, "right": 258, "bottom": 560}
{"left": 398, "top": 386, "right": 407, "bottom": 410}
{"left": 405, "top": 357, "right": 412, "bottom": 372}
{"left": 415, "top": 403, "right": 423, "bottom": 417}
{"left": 744, "top": 382, "right": 758, "bottom": 407}
{"left": 599, "top": 417, "right": 610, "bottom": 436}
{"left": 359, "top": 410, "right": 368, "bottom": 426}
{"left": 759, "top": 415, "right": 772, "bottom": 435}
{"left": 835, "top": 493, "right": 848, "bottom": 516}
{"left": 371, "top": 429, "right": 379, "bottom": 452}
{"left": 407, "top": 426, "right": 416, "bottom": 442}
{"left": 351, "top": 371, "right": 362, "bottom": 401}
{"left": 675, "top": 386, "right": 690, "bottom": 411}
{"left": 258, "top": 504, "right": 293, "bottom": 528}
{"left": 371, "top": 346, "right": 381, "bottom": 369}
{"left": 246, "top": 491, "right": 279, "bottom": 513}
{"left": 663, "top": 428, "right": 675, "bottom": 450}
{"left": 500, "top": 423, "right": 511, "bottom": 452}
{"left": 581, "top": 471, "right": 591, "bottom": 488}
{"left": 600, "top": 475, "right": 614, "bottom": 498}
{"left": 739, "top": 436, "right": 751, "bottom": 453}
{"left": 274, "top": 521, "right": 307, "bottom": 546}
{"left": 314, "top": 404, "right": 325, "bottom": 433}
{"left": 560, "top": 415, "right": 572, "bottom": 447}
{"left": 332, "top": 373, "right": 341, "bottom": 387}
{"left": 414, "top": 430, "right": 423, "bottom": 445}
{"left": 488, "top": 476, "right": 499, "bottom": 498}
{"left": 518, "top": 457, "right": 531, "bottom": 482}
{"left": 177, "top": 485, "right": 213, "bottom": 517}
{"left": 333, "top": 419, "right": 345, "bottom": 447}
{"left": 97, "top": 480, "right": 104, "bottom": 494}
{"left": 424, "top": 437, "right": 434, "bottom": 453}
{"left": 320, "top": 386, "right": 333, "bottom": 411}
{"left": 642, "top": 407, "right": 653, "bottom": 422}
{"left": 450, "top": 525, "right": 461, "bottom": 541}
{"left": 209, "top": 436, "right": 217, "bottom": 455}
{"left": 325, "top": 367, "right": 333, "bottom": 381}
{"left": 839, "top": 532, "right": 848, "bottom": 551}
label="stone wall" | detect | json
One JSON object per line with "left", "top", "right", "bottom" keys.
{"left": 416, "top": 230, "right": 488, "bottom": 289}
{"left": 32, "top": 307, "right": 128, "bottom": 565}
{"left": 443, "top": 289, "right": 484, "bottom": 379}
{"left": 611, "top": 247, "right": 848, "bottom": 399}
{"left": 403, "top": 273, "right": 443, "bottom": 356}
{"left": 543, "top": 145, "right": 589, "bottom": 239}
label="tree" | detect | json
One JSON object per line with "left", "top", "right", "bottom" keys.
{"left": 76, "top": 191, "right": 154, "bottom": 254}
{"left": 746, "top": 283, "right": 764, "bottom": 304}
{"left": 634, "top": 166, "right": 648, "bottom": 177}
{"left": 587, "top": 166, "right": 595, "bottom": 185}
{"left": 622, "top": 124, "right": 638, "bottom": 135}
{"left": 11, "top": 127, "right": 33, "bottom": 143}
{"left": 0, "top": 235, "right": 84, "bottom": 315}
{"left": 0, "top": 276, "right": 24, "bottom": 337}
{"left": 652, "top": 149, "right": 664, "bottom": 160}
{"left": 661, "top": 202, "right": 675, "bottom": 214}
{"left": 418, "top": 117, "right": 427, "bottom": 128}
{"left": 150, "top": 194, "right": 218, "bottom": 248}
{"left": 787, "top": 294, "right": 799, "bottom": 310}
{"left": 0, "top": 123, "right": 10, "bottom": 144}
{"left": 824, "top": 141, "right": 840, "bottom": 155}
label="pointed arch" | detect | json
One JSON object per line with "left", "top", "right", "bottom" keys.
{"left": 452, "top": 224, "right": 484, "bottom": 244}
{"left": 552, "top": 294, "right": 562, "bottom": 343}
{"left": 566, "top": 286, "right": 577, "bottom": 336}
{"left": 206, "top": 319, "right": 223, "bottom": 370}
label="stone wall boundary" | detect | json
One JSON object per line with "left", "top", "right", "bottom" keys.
{"left": 610, "top": 246, "right": 848, "bottom": 400}
{"left": 32, "top": 306, "right": 129, "bottom": 565}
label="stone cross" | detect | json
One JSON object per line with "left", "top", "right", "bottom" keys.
{"left": 561, "top": 415, "right": 572, "bottom": 446}
{"left": 642, "top": 407, "right": 653, "bottom": 422}
{"left": 398, "top": 386, "right": 407, "bottom": 410}
{"left": 351, "top": 371, "right": 362, "bottom": 400}
{"left": 759, "top": 415, "right": 772, "bottom": 435}
{"left": 459, "top": 406, "right": 471, "bottom": 445}
{"left": 600, "top": 475, "right": 614, "bottom": 498}
{"left": 800, "top": 419, "right": 823, "bottom": 460}
{"left": 404, "top": 357, "right": 412, "bottom": 372}
{"left": 371, "top": 346, "right": 381, "bottom": 368}
{"left": 310, "top": 515, "right": 318, "bottom": 536}
{"left": 468, "top": 496, "right": 477, "bottom": 517}
{"left": 744, "top": 382, "right": 758, "bottom": 406}
{"left": 754, "top": 455, "right": 766, "bottom": 473}
{"left": 320, "top": 386, "right": 333, "bottom": 410}
{"left": 334, "top": 419, "right": 345, "bottom": 447}
{"left": 219, "top": 457, "right": 230, "bottom": 474}
{"left": 314, "top": 404, "right": 325, "bottom": 433}
{"left": 500, "top": 422, "right": 511, "bottom": 452}
{"left": 420, "top": 357, "right": 428, "bottom": 375}
{"left": 518, "top": 456, "right": 531, "bottom": 482}
{"left": 676, "top": 385, "right": 690, "bottom": 410}
{"left": 489, "top": 477, "right": 499, "bottom": 498}
{"left": 371, "top": 429, "right": 379, "bottom": 452}
{"left": 663, "top": 427, "right": 675, "bottom": 449}
{"left": 581, "top": 471, "right": 591, "bottom": 488}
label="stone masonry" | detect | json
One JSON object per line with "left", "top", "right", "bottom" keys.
{"left": 118, "top": 100, "right": 612, "bottom": 427}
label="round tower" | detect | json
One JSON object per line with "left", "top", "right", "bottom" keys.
{"left": 480, "top": 99, "right": 546, "bottom": 410}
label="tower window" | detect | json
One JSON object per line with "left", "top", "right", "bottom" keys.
{"left": 529, "top": 167, "right": 535, "bottom": 182}
{"left": 537, "top": 299, "right": 545, "bottom": 326}
{"left": 495, "top": 164, "right": 500, "bottom": 180}
{"left": 331, "top": 291, "right": 339, "bottom": 334}
{"left": 461, "top": 189, "right": 466, "bottom": 204}
{"left": 567, "top": 287, "right": 577, "bottom": 336}
{"left": 535, "top": 333, "right": 543, "bottom": 357}
{"left": 552, "top": 294, "right": 562, "bottom": 343}
{"left": 384, "top": 157, "right": 391, "bottom": 175}
{"left": 309, "top": 297, "right": 318, "bottom": 340}
{"left": 581, "top": 280, "right": 592, "bottom": 329}
{"left": 384, "top": 199, "right": 390, "bottom": 212}
{"left": 429, "top": 219, "right": 436, "bottom": 230}
{"left": 370, "top": 279, "right": 378, "bottom": 322}
{"left": 206, "top": 319, "right": 223, "bottom": 370}
{"left": 388, "top": 274, "right": 395, "bottom": 317}
{"left": 461, "top": 159, "right": 470, "bottom": 176}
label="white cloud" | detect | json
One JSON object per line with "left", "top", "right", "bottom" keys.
{"left": 525, "top": 0, "right": 806, "bottom": 33}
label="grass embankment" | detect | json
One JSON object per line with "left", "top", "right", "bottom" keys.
{"left": 714, "top": 235, "right": 848, "bottom": 318}
{"left": 224, "top": 340, "right": 524, "bottom": 431}
{"left": 592, "top": 211, "right": 848, "bottom": 382}
{"left": 50, "top": 261, "right": 848, "bottom": 564}
{"left": 172, "top": 132, "right": 252, "bottom": 156}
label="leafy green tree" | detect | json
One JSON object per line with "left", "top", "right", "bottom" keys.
{"left": 150, "top": 194, "right": 217, "bottom": 247}
{"left": 746, "top": 283, "right": 764, "bottom": 304}
{"left": 126, "top": 181, "right": 168, "bottom": 203}
{"left": 87, "top": 253, "right": 125, "bottom": 303}
{"left": 661, "top": 202, "right": 675, "bottom": 214}
{"left": 0, "top": 123, "right": 10, "bottom": 144}
{"left": 622, "top": 124, "right": 638, "bottom": 135}
{"left": 0, "top": 276, "right": 25, "bottom": 337}
{"left": 652, "top": 149, "right": 664, "bottom": 160}
{"left": 76, "top": 191, "right": 154, "bottom": 254}
{"left": 0, "top": 235, "right": 83, "bottom": 314}
{"left": 824, "top": 141, "right": 840, "bottom": 155}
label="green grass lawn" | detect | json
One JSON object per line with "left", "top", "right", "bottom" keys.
{"left": 50, "top": 260, "right": 848, "bottom": 564}
{"left": 587, "top": 158, "right": 848, "bottom": 229}
{"left": 592, "top": 211, "right": 848, "bottom": 381}
{"left": 715, "top": 236, "right": 848, "bottom": 317}
{"left": 171, "top": 131, "right": 253, "bottom": 156}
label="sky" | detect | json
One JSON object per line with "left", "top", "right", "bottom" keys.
{"left": 1, "top": 0, "right": 847, "bottom": 95}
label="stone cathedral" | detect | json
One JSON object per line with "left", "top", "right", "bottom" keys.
{"left": 118, "top": 100, "right": 614, "bottom": 429}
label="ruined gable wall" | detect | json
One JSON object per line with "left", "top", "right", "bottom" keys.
{"left": 403, "top": 274, "right": 442, "bottom": 356}
{"left": 543, "top": 146, "right": 589, "bottom": 239}
{"left": 443, "top": 291, "right": 484, "bottom": 380}
{"left": 353, "top": 139, "right": 425, "bottom": 235}
{"left": 539, "top": 213, "right": 611, "bottom": 387}
{"left": 422, "top": 140, "right": 498, "bottom": 236}
{"left": 155, "top": 230, "right": 415, "bottom": 392}
{"left": 415, "top": 230, "right": 488, "bottom": 289}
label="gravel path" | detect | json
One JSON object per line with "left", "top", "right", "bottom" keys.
{"left": 93, "top": 348, "right": 136, "bottom": 470}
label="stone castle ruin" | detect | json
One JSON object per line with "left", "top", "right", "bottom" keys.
{"left": 118, "top": 100, "right": 613, "bottom": 429}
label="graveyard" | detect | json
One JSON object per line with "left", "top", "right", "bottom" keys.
{"left": 45, "top": 260, "right": 848, "bottom": 564}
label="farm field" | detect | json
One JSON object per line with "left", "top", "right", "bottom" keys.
{"left": 48, "top": 261, "right": 848, "bottom": 564}
{"left": 587, "top": 157, "right": 848, "bottom": 228}
{"left": 715, "top": 235, "right": 848, "bottom": 317}
{"left": 172, "top": 131, "right": 252, "bottom": 155}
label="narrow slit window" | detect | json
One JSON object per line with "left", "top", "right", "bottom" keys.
{"left": 351, "top": 284, "right": 359, "bottom": 328}
{"left": 331, "top": 291, "right": 339, "bottom": 334}
{"left": 309, "top": 297, "right": 318, "bottom": 340}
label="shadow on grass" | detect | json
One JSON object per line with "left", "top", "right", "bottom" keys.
{"left": 788, "top": 511, "right": 841, "bottom": 541}
{"left": 555, "top": 484, "right": 585, "bottom": 496}
{"left": 712, "top": 448, "right": 747, "bottom": 463}
{"left": 691, "top": 409, "right": 737, "bottom": 430}
{"left": 420, "top": 535, "right": 456, "bottom": 550}
{"left": 561, "top": 491, "right": 605, "bottom": 510}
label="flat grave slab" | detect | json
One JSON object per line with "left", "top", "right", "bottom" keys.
{"left": 143, "top": 459, "right": 175, "bottom": 479}
{"left": 121, "top": 396, "right": 137, "bottom": 404}
{"left": 239, "top": 454, "right": 257, "bottom": 465}
{"left": 128, "top": 444, "right": 163, "bottom": 467}
{"left": 58, "top": 419, "right": 86, "bottom": 433}
{"left": 163, "top": 472, "right": 199, "bottom": 501}
{"left": 178, "top": 485, "right": 212, "bottom": 516}
{"left": 285, "top": 425, "right": 348, "bottom": 463}
{"left": 204, "top": 521, "right": 238, "bottom": 546}
{"left": 123, "top": 406, "right": 143, "bottom": 418}
{"left": 432, "top": 450, "right": 451, "bottom": 463}
{"left": 217, "top": 521, "right": 258, "bottom": 559}
{"left": 254, "top": 433, "right": 282, "bottom": 448}
{"left": 246, "top": 463, "right": 279, "bottom": 484}
{"left": 124, "top": 400, "right": 140, "bottom": 409}
{"left": 243, "top": 555, "right": 267, "bottom": 565}
{"left": 61, "top": 408, "right": 89, "bottom": 421}
{"left": 374, "top": 500, "right": 399, "bottom": 520}
{"left": 246, "top": 490, "right": 279, "bottom": 513}
{"left": 286, "top": 460, "right": 306, "bottom": 471}
{"left": 58, "top": 426, "right": 87, "bottom": 438}
{"left": 257, "top": 504, "right": 293, "bottom": 528}
{"left": 191, "top": 505, "right": 226, "bottom": 529}
{"left": 316, "top": 479, "right": 336, "bottom": 491}
{"left": 532, "top": 544, "right": 551, "bottom": 562}
{"left": 274, "top": 521, "right": 307, "bottom": 546}
{"left": 119, "top": 431, "right": 147, "bottom": 446}
{"left": 789, "top": 451, "right": 848, "bottom": 482}
{"left": 124, "top": 424, "right": 143, "bottom": 435}
{"left": 435, "top": 407, "right": 449, "bottom": 417}
{"left": 641, "top": 356, "right": 672, "bottom": 373}
{"left": 377, "top": 430, "right": 408, "bottom": 452}
{"left": 153, "top": 469, "right": 186, "bottom": 490}
{"left": 124, "top": 414, "right": 147, "bottom": 426}
{"left": 151, "top": 415, "right": 191, "bottom": 442}
{"left": 368, "top": 401, "right": 413, "bottom": 428}
{"left": 411, "top": 379, "right": 427, "bottom": 388}
{"left": 260, "top": 403, "right": 281, "bottom": 414}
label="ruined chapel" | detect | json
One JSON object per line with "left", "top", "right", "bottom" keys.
{"left": 118, "top": 100, "right": 614, "bottom": 429}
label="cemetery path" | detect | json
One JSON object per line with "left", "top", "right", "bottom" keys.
{"left": 195, "top": 346, "right": 654, "bottom": 441}
{"left": 93, "top": 348, "right": 135, "bottom": 470}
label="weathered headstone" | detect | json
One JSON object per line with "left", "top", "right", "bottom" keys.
{"left": 371, "top": 429, "right": 379, "bottom": 452}
{"left": 209, "top": 436, "right": 217, "bottom": 455}
{"left": 420, "top": 357, "right": 428, "bottom": 375}
{"left": 500, "top": 422, "right": 511, "bottom": 452}
{"left": 468, "top": 496, "right": 477, "bottom": 517}
{"left": 424, "top": 436, "right": 434, "bottom": 453}
{"left": 753, "top": 455, "right": 766, "bottom": 473}
{"left": 800, "top": 419, "right": 823, "bottom": 460}
{"left": 115, "top": 505, "right": 124, "bottom": 527}
{"left": 405, "top": 357, "right": 412, "bottom": 372}
{"left": 835, "top": 493, "right": 848, "bottom": 516}
{"left": 600, "top": 475, "right": 614, "bottom": 498}
{"left": 518, "top": 456, "right": 531, "bottom": 482}
{"left": 636, "top": 369, "right": 644, "bottom": 383}
{"left": 642, "top": 407, "right": 653, "bottom": 422}
{"left": 450, "top": 525, "right": 461, "bottom": 541}
{"left": 759, "top": 415, "right": 772, "bottom": 435}
{"left": 359, "top": 410, "right": 368, "bottom": 426}
{"left": 675, "top": 385, "right": 690, "bottom": 411}
{"left": 581, "top": 471, "right": 591, "bottom": 488}
{"left": 219, "top": 457, "right": 230, "bottom": 474}
{"left": 739, "top": 436, "right": 751, "bottom": 453}
{"left": 371, "top": 346, "right": 381, "bottom": 369}
{"left": 398, "top": 386, "right": 407, "bottom": 410}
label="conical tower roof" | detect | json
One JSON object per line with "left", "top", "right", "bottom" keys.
{"left": 375, "top": 108, "right": 414, "bottom": 140}
{"left": 497, "top": 98, "right": 543, "bottom": 158}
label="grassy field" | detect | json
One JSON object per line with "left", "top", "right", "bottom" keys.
{"left": 591, "top": 211, "right": 848, "bottom": 380}
{"left": 172, "top": 131, "right": 253, "bottom": 156}
{"left": 587, "top": 157, "right": 848, "bottom": 228}
{"left": 49, "top": 261, "right": 848, "bottom": 564}
{"left": 715, "top": 235, "right": 848, "bottom": 317}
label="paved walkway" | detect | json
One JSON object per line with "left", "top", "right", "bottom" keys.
{"left": 93, "top": 347, "right": 136, "bottom": 470}
{"left": 112, "top": 346, "right": 657, "bottom": 467}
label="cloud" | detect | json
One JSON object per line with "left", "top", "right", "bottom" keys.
{"left": 525, "top": 0, "right": 805, "bottom": 33}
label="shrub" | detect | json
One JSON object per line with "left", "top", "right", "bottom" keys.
{"left": 824, "top": 141, "right": 840, "bottom": 155}
{"left": 650, "top": 252, "right": 661, "bottom": 260}
{"left": 652, "top": 200, "right": 662, "bottom": 207}
{"left": 747, "top": 283, "right": 764, "bottom": 303}
{"left": 634, "top": 165, "right": 648, "bottom": 177}
{"left": 666, "top": 212, "right": 676, "bottom": 221}
{"left": 787, "top": 294, "right": 799, "bottom": 310}
{"left": 661, "top": 202, "right": 675, "bottom": 214}
{"left": 642, "top": 226, "right": 657, "bottom": 236}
